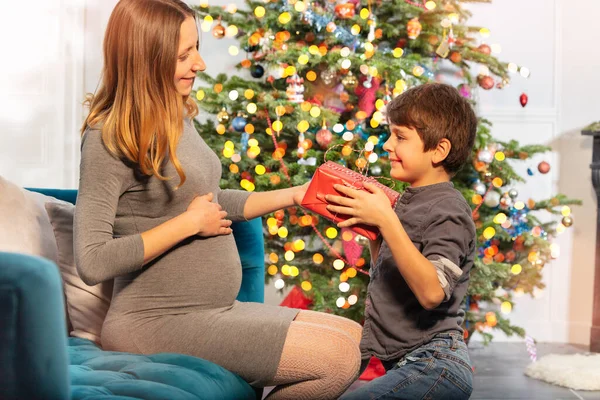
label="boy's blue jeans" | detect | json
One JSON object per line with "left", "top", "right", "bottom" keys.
{"left": 341, "top": 331, "right": 473, "bottom": 400}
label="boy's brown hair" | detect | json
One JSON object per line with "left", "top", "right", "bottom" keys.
{"left": 385, "top": 83, "right": 477, "bottom": 174}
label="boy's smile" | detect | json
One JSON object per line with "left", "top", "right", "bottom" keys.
{"left": 383, "top": 124, "right": 451, "bottom": 188}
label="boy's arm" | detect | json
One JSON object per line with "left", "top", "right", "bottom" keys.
{"left": 380, "top": 218, "right": 446, "bottom": 310}
{"left": 324, "top": 182, "right": 471, "bottom": 309}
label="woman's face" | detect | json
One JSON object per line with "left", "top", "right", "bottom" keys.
{"left": 174, "top": 16, "right": 206, "bottom": 96}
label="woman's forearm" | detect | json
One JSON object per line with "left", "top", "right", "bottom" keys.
{"left": 140, "top": 212, "right": 197, "bottom": 265}
{"left": 243, "top": 187, "right": 299, "bottom": 220}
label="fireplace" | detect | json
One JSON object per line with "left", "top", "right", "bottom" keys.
{"left": 582, "top": 122, "right": 600, "bottom": 352}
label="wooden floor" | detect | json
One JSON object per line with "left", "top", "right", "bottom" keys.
{"left": 468, "top": 342, "right": 600, "bottom": 400}
{"left": 265, "top": 342, "right": 600, "bottom": 399}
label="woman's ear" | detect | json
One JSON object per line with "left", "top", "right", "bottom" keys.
{"left": 432, "top": 138, "right": 451, "bottom": 164}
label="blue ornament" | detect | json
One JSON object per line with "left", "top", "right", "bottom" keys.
{"left": 244, "top": 44, "right": 259, "bottom": 52}
{"left": 232, "top": 115, "right": 247, "bottom": 132}
{"left": 250, "top": 64, "right": 264, "bottom": 79}
{"left": 527, "top": 168, "right": 534, "bottom": 176}
{"left": 378, "top": 41, "right": 392, "bottom": 54}
{"left": 378, "top": 133, "right": 388, "bottom": 148}
{"left": 241, "top": 133, "right": 249, "bottom": 151}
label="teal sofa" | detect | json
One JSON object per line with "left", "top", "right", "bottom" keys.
{"left": 0, "top": 188, "right": 265, "bottom": 400}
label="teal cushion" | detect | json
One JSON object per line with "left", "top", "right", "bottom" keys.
{"left": 0, "top": 252, "right": 70, "bottom": 400}
{"left": 232, "top": 218, "right": 265, "bottom": 303}
{"left": 68, "top": 338, "right": 256, "bottom": 400}
{"left": 24, "top": 188, "right": 78, "bottom": 205}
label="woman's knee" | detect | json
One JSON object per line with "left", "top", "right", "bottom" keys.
{"left": 295, "top": 310, "right": 363, "bottom": 345}
{"left": 322, "top": 329, "right": 361, "bottom": 383}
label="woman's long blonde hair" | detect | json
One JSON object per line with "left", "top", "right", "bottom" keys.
{"left": 82, "top": 0, "right": 199, "bottom": 187}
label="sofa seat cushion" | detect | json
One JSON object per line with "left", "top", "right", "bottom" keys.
{"left": 68, "top": 338, "right": 256, "bottom": 400}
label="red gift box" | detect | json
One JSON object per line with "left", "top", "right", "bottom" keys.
{"left": 301, "top": 161, "right": 400, "bottom": 241}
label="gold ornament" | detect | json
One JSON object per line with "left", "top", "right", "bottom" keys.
{"left": 436, "top": 38, "right": 450, "bottom": 58}
{"left": 320, "top": 69, "right": 337, "bottom": 86}
{"left": 217, "top": 108, "right": 230, "bottom": 124}
{"left": 212, "top": 20, "right": 226, "bottom": 39}
{"left": 342, "top": 72, "right": 357, "bottom": 89}
{"left": 561, "top": 215, "right": 573, "bottom": 227}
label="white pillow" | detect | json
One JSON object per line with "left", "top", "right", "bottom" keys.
{"left": 0, "top": 176, "right": 59, "bottom": 262}
{"left": 44, "top": 200, "right": 113, "bottom": 345}
{"left": 0, "top": 176, "right": 112, "bottom": 344}
{"left": 0, "top": 176, "right": 74, "bottom": 333}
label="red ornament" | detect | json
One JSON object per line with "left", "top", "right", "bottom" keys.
{"left": 538, "top": 161, "right": 551, "bottom": 174}
{"left": 334, "top": 3, "right": 355, "bottom": 19}
{"left": 354, "top": 75, "right": 381, "bottom": 117}
{"left": 450, "top": 51, "right": 462, "bottom": 63}
{"left": 316, "top": 127, "right": 333, "bottom": 149}
{"left": 241, "top": 171, "right": 254, "bottom": 182}
{"left": 477, "top": 75, "right": 494, "bottom": 90}
{"left": 477, "top": 44, "right": 491, "bottom": 55}
{"left": 520, "top": 93, "right": 528, "bottom": 107}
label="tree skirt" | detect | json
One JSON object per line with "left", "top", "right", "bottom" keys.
{"left": 525, "top": 353, "right": 600, "bottom": 391}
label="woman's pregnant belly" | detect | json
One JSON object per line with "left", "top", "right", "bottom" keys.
{"left": 105, "top": 233, "right": 243, "bottom": 320}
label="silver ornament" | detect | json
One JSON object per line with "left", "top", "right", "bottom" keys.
{"left": 473, "top": 182, "right": 487, "bottom": 195}
{"left": 508, "top": 188, "right": 518, "bottom": 199}
{"left": 478, "top": 149, "right": 494, "bottom": 164}
{"left": 499, "top": 194, "right": 513, "bottom": 209}
{"left": 355, "top": 234, "right": 369, "bottom": 246}
{"left": 484, "top": 191, "right": 501, "bottom": 208}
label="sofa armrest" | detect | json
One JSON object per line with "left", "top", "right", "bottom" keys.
{"left": 0, "top": 252, "right": 70, "bottom": 400}
{"left": 24, "top": 188, "right": 78, "bottom": 205}
{"left": 232, "top": 218, "right": 265, "bottom": 303}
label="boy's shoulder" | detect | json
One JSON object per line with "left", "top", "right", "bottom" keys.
{"left": 420, "top": 184, "right": 474, "bottom": 231}
{"left": 403, "top": 182, "right": 470, "bottom": 213}
{"left": 428, "top": 185, "right": 471, "bottom": 213}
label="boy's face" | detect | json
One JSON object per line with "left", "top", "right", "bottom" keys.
{"left": 383, "top": 124, "right": 436, "bottom": 187}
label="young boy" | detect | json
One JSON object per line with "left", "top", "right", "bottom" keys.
{"left": 328, "top": 83, "right": 477, "bottom": 399}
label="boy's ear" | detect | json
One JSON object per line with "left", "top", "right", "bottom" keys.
{"left": 432, "top": 138, "right": 451, "bottom": 164}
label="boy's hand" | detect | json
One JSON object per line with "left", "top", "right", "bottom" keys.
{"left": 325, "top": 181, "right": 395, "bottom": 228}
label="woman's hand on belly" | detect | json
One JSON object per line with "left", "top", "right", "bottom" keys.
{"left": 186, "top": 192, "right": 233, "bottom": 237}
{"left": 139, "top": 193, "right": 232, "bottom": 265}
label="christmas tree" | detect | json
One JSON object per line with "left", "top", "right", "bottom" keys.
{"left": 191, "top": 0, "right": 580, "bottom": 343}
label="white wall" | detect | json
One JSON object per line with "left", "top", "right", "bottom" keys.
{"left": 463, "top": 0, "right": 599, "bottom": 345}
{"left": 0, "top": 0, "right": 85, "bottom": 188}
{"left": 1, "top": 0, "right": 597, "bottom": 344}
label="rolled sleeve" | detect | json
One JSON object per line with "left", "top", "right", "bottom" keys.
{"left": 216, "top": 188, "right": 252, "bottom": 221}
